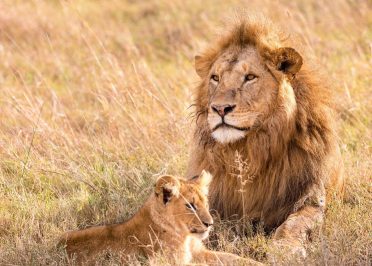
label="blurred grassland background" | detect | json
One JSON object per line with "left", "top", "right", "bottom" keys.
{"left": 0, "top": 0, "right": 371, "bottom": 265}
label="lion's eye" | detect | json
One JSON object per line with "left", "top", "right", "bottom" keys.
{"left": 210, "top": 74, "right": 219, "bottom": 82}
{"left": 244, "top": 74, "right": 257, "bottom": 82}
{"left": 186, "top": 202, "right": 197, "bottom": 211}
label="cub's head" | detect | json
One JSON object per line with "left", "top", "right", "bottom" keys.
{"left": 154, "top": 170, "right": 213, "bottom": 239}
{"left": 195, "top": 19, "right": 303, "bottom": 144}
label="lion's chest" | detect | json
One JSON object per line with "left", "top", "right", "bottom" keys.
{"left": 208, "top": 169, "right": 289, "bottom": 227}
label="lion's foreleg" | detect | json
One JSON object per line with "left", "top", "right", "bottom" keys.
{"left": 273, "top": 205, "right": 324, "bottom": 256}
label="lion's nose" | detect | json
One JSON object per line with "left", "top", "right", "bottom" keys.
{"left": 211, "top": 104, "right": 236, "bottom": 117}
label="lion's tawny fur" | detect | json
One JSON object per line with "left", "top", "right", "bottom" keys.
{"left": 187, "top": 15, "right": 344, "bottom": 245}
{"left": 59, "top": 173, "right": 260, "bottom": 265}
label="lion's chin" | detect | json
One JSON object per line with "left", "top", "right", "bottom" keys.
{"left": 211, "top": 127, "right": 246, "bottom": 144}
{"left": 191, "top": 229, "right": 210, "bottom": 240}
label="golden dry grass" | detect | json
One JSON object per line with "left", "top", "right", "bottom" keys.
{"left": 0, "top": 0, "right": 371, "bottom": 265}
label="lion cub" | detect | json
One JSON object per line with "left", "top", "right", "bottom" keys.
{"left": 59, "top": 171, "right": 259, "bottom": 265}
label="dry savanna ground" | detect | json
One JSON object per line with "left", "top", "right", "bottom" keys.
{"left": 0, "top": 0, "right": 371, "bottom": 265}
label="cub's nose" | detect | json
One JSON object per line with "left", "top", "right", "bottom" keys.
{"left": 202, "top": 221, "right": 214, "bottom": 228}
{"left": 211, "top": 104, "right": 236, "bottom": 117}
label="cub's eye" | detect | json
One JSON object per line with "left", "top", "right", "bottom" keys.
{"left": 244, "top": 74, "right": 257, "bottom": 82}
{"left": 185, "top": 202, "right": 197, "bottom": 211}
{"left": 210, "top": 74, "right": 219, "bottom": 82}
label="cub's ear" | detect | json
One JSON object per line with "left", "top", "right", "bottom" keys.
{"left": 191, "top": 170, "right": 213, "bottom": 195}
{"left": 195, "top": 55, "right": 209, "bottom": 78}
{"left": 154, "top": 175, "right": 180, "bottom": 205}
{"left": 270, "top": 47, "right": 303, "bottom": 76}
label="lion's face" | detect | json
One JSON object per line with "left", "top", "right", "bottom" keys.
{"left": 154, "top": 171, "right": 213, "bottom": 239}
{"left": 205, "top": 46, "right": 278, "bottom": 144}
{"left": 196, "top": 44, "right": 302, "bottom": 144}
{"left": 177, "top": 177, "right": 213, "bottom": 239}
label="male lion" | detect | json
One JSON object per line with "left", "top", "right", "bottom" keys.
{"left": 187, "top": 16, "right": 344, "bottom": 255}
{"left": 59, "top": 171, "right": 259, "bottom": 265}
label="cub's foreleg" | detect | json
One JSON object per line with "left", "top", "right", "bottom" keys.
{"left": 192, "top": 249, "right": 263, "bottom": 265}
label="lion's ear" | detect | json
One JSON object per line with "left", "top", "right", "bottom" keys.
{"left": 271, "top": 47, "right": 303, "bottom": 76}
{"left": 191, "top": 170, "right": 213, "bottom": 195}
{"left": 154, "top": 175, "right": 180, "bottom": 205}
{"left": 195, "top": 55, "right": 209, "bottom": 78}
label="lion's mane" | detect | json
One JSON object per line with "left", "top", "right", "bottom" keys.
{"left": 190, "top": 15, "right": 343, "bottom": 228}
